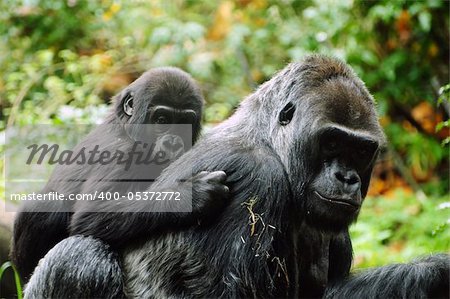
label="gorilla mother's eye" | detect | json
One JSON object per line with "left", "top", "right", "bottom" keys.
{"left": 356, "top": 140, "right": 379, "bottom": 161}
{"left": 357, "top": 146, "right": 369, "bottom": 157}
{"left": 279, "top": 102, "right": 296, "bottom": 125}
{"left": 321, "top": 138, "right": 341, "bottom": 160}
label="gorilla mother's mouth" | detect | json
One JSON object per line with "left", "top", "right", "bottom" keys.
{"left": 314, "top": 191, "right": 361, "bottom": 208}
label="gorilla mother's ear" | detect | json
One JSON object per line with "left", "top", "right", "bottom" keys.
{"left": 278, "top": 102, "right": 296, "bottom": 125}
{"left": 123, "top": 92, "right": 134, "bottom": 116}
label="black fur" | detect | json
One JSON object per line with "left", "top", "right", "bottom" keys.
{"left": 24, "top": 55, "right": 449, "bottom": 298}
{"left": 324, "top": 254, "right": 450, "bottom": 299}
{"left": 11, "top": 67, "right": 230, "bottom": 282}
{"left": 24, "top": 236, "right": 125, "bottom": 299}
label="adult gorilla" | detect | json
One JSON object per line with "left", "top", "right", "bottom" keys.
{"left": 11, "top": 67, "right": 228, "bottom": 283}
{"left": 25, "top": 55, "right": 449, "bottom": 298}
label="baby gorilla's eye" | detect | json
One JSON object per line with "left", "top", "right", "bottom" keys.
{"left": 324, "top": 140, "right": 338, "bottom": 153}
{"left": 328, "top": 141, "right": 337, "bottom": 150}
{"left": 156, "top": 116, "right": 169, "bottom": 124}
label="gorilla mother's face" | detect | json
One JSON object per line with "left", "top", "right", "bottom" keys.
{"left": 311, "top": 79, "right": 382, "bottom": 230}
{"left": 277, "top": 67, "right": 385, "bottom": 231}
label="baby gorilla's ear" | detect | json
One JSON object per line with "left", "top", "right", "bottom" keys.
{"left": 122, "top": 92, "right": 134, "bottom": 116}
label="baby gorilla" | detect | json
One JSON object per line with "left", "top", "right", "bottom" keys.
{"left": 11, "top": 67, "right": 229, "bottom": 282}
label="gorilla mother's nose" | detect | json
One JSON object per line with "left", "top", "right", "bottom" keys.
{"left": 334, "top": 169, "right": 360, "bottom": 193}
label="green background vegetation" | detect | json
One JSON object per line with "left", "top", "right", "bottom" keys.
{"left": 0, "top": 0, "right": 449, "bottom": 292}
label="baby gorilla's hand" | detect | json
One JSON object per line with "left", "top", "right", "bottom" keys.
{"left": 191, "top": 171, "right": 230, "bottom": 217}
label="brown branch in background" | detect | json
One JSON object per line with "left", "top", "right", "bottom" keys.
{"left": 391, "top": 102, "right": 425, "bottom": 133}
{"left": 390, "top": 101, "right": 442, "bottom": 141}
{"left": 388, "top": 145, "right": 427, "bottom": 203}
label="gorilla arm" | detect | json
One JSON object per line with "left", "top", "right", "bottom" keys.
{"left": 324, "top": 253, "right": 450, "bottom": 299}
{"left": 69, "top": 170, "right": 229, "bottom": 248}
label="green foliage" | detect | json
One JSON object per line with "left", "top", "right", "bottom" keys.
{"left": 351, "top": 190, "right": 450, "bottom": 267}
{"left": 438, "top": 83, "right": 450, "bottom": 105}
{"left": 437, "top": 83, "right": 450, "bottom": 145}
{"left": 0, "top": 1, "right": 100, "bottom": 52}
{"left": 385, "top": 123, "right": 445, "bottom": 178}
{"left": 0, "top": 261, "right": 23, "bottom": 299}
